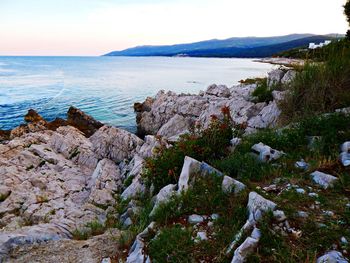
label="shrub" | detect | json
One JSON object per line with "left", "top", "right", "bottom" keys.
{"left": 143, "top": 107, "right": 233, "bottom": 193}
{"left": 148, "top": 225, "right": 194, "bottom": 263}
{"left": 150, "top": 173, "right": 247, "bottom": 262}
{"left": 251, "top": 78, "right": 274, "bottom": 103}
{"left": 345, "top": 0, "right": 350, "bottom": 39}
{"left": 280, "top": 40, "right": 350, "bottom": 122}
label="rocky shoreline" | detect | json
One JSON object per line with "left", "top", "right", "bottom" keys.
{"left": 0, "top": 67, "right": 348, "bottom": 263}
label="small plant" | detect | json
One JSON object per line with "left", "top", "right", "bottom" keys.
{"left": 345, "top": 0, "right": 350, "bottom": 39}
{"left": 143, "top": 107, "right": 233, "bottom": 192}
{"left": 86, "top": 220, "right": 105, "bottom": 236}
{"left": 251, "top": 78, "right": 274, "bottom": 103}
{"left": 279, "top": 40, "right": 350, "bottom": 123}
{"left": 239, "top": 77, "right": 266, "bottom": 85}
{"left": 38, "top": 160, "right": 46, "bottom": 167}
{"left": 72, "top": 229, "right": 90, "bottom": 240}
{"left": 69, "top": 147, "right": 80, "bottom": 159}
{"left": 72, "top": 220, "right": 106, "bottom": 240}
{"left": 123, "top": 175, "right": 134, "bottom": 188}
{"left": 26, "top": 164, "right": 34, "bottom": 171}
{"left": 147, "top": 224, "right": 194, "bottom": 263}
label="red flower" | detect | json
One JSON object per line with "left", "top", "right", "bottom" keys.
{"left": 210, "top": 114, "right": 218, "bottom": 120}
{"left": 221, "top": 106, "right": 230, "bottom": 116}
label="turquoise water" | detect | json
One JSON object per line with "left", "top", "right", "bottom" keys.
{"left": 0, "top": 56, "right": 272, "bottom": 132}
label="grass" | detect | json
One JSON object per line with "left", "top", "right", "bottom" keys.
{"left": 279, "top": 39, "right": 350, "bottom": 123}
{"left": 251, "top": 78, "right": 274, "bottom": 103}
{"left": 117, "top": 40, "right": 350, "bottom": 261}
{"left": 148, "top": 225, "right": 195, "bottom": 263}
{"left": 148, "top": 174, "right": 248, "bottom": 263}
{"left": 239, "top": 77, "right": 266, "bottom": 85}
{"left": 72, "top": 220, "right": 106, "bottom": 240}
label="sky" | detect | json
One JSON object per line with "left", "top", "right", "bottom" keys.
{"left": 0, "top": 0, "right": 348, "bottom": 56}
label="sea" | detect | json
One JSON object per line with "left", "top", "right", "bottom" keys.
{"left": 0, "top": 56, "right": 273, "bottom": 132}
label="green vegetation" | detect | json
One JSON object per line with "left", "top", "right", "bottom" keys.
{"left": 143, "top": 107, "right": 233, "bottom": 193}
{"left": 345, "top": 0, "right": 350, "bottom": 39}
{"left": 137, "top": 110, "right": 350, "bottom": 262}
{"left": 148, "top": 225, "right": 194, "bottom": 263}
{"left": 239, "top": 77, "right": 266, "bottom": 85}
{"left": 69, "top": 147, "right": 80, "bottom": 159}
{"left": 147, "top": 174, "right": 247, "bottom": 262}
{"left": 72, "top": 220, "right": 106, "bottom": 240}
{"left": 279, "top": 40, "right": 350, "bottom": 123}
{"left": 251, "top": 78, "right": 274, "bottom": 103}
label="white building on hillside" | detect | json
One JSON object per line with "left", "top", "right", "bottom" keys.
{"left": 309, "top": 40, "right": 332, "bottom": 49}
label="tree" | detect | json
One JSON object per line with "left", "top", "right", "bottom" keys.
{"left": 345, "top": 0, "right": 350, "bottom": 39}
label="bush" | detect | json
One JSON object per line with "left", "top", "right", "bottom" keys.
{"left": 150, "top": 174, "right": 247, "bottom": 262}
{"left": 280, "top": 40, "right": 350, "bottom": 122}
{"left": 143, "top": 107, "right": 233, "bottom": 192}
{"left": 251, "top": 78, "right": 274, "bottom": 103}
{"left": 148, "top": 225, "right": 194, "bottom": 263}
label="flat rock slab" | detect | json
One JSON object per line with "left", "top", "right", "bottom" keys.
{"left": 311, "top": 171, "right": 338, "bottom": 189}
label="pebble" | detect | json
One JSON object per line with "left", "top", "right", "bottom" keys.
{"left": 323, "top": 210, "right": 335, "bottom": 217}
{"left": 296, "top": 188, "right": 306, "bottom": 194}
{"left": 211, "top": 214, "right": 219, "bottom": 220}
{"left": 188, "top": 214, "right": 204, "bottom": 224}
{"left": 341, "top": 237, "right": 348, "bottom": 244}
{"left": 273, "top": 210, "right": 287, "bottom": 222}
{"left": 196, "top": 231, "right": 208, "bottom": 242}
{"left": 308, "top": 192, "right": 318, "bottom": 198}
{"left": 297, "top": 211, "right": 309, "bottom": 218}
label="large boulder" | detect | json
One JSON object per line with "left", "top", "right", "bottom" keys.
{"left": 205, "top": 84, "right": 231, "bottom": 98}
{"left": 267, "top": 69, "right": 285, "bottom": 87}
{"left": 0, "top": 223, "right": 72, "bottom": 261}
{"left": 67, "top": 106, "right": 103, "bottom": 137}
{"left": 7, "top": 229, "right": 121, "bottom": 263}
{"left": 247, "top": 101, "right": 281, "bottom": 130}
{"left": 281, "top": 70, "right": 296, "bottom": 84}
{"left": 157, "top": 114, "right": 192, "bottom": 139}
{"left": 90, "top": 126, "right": 144, "bottom": 163}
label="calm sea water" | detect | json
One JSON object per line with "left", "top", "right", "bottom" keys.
{"left": 0, "top": 56, "right": 272, "bottom": 132}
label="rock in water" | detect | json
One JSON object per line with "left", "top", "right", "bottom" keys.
{"left": 67, "top": 106, "right": 103, "bottom": 137}
{"left": 24, "top": 109, "right": 45, "bottom": 123}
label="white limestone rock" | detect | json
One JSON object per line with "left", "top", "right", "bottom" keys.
{"left": 247, "top": 101, "right": 281, "bottom": 130}
{"left": 205, "top": 84, "right": 231, "bottom": 98}
{"left": 311, "top": 171, "right": 338, "bottom": 189}
{"left": 188, "top": 214, "right": 205, "bottom": 224}
{"left": 157, "top": 114, "right": 192, "bottom": 139}
{"left": 281, "top": 70, "right": 296, "bottom": 84}
{"left": 267, "top": 69, "right": 285, "bottom": 87}
{"left": 247, "top": 192, "right": 277, "bottom": 224}
{"left": 177, "top": 156, "right": 202, "bottom": 193}
{"left": 121, "top": 174, "right": 146, "bottom": 200}
{"left": 231, "top": 236, "right": 259, "bottom": 263}
{"left": 222, "top": 176, "right": 246, "bottom": 194}
{"left": 316, "top": 250, "right": 348, "bottom": 263}
{"left": 90, "top": 159, "right": 122, "bottom": 194}
{"left": 150, "top": 184, "right": 177, "bottom": 216}
{"left": 90, "top": 126, "right": 144, "bottom": 163}
{"left": 251, "top": 142, "right": 283, "bottom": 162}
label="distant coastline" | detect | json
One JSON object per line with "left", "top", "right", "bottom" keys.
{"left": 104, "top": 34, "right": 342, "bottom": 58}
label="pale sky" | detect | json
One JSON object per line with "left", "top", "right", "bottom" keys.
{"left": 0, "top": 0, "right": 348, "bottom": 56}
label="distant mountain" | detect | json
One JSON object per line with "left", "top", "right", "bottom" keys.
{"left": 104, "top": 34, "right": 341, "bottom": 58}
